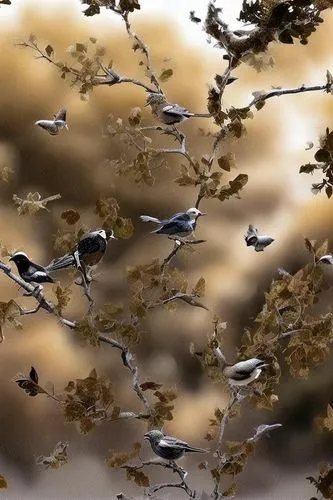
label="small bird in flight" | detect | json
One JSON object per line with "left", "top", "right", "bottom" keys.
{"left": 9, "top": 251, "right": 54, "bottom": 285}
{"left": 35, "top": 108, "right": 68, "bottom": 135}
{"left": 144, "top": 430, "right": 206, "bottom": 461}
{"left": 223, "top": 358, "right": 268, "bottom": 387}
{"left": 145, "top": 93, "right": 210, "bottom": 125}
{"left": 46, "top": 229, "right": 116, "bottom": 283}
{"left": 245, "top": 224, "right": 274, "bottom": 252}
{"left": 140, "top": 207, "right": 205, "bottom": 237}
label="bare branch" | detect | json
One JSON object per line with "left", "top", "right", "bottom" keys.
{"left": 248, "top": 83, "right": 332, "bottom": 109}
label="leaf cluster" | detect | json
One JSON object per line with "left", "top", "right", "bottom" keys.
{"left": 36, "top": 441, "right": 69, "bottom": 470}
{"left": 300, "top": 126, "right": 333, "bottom": 197}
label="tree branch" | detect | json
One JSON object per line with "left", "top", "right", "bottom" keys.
{"left": 248, "top": 83, "right": 332, "bottom": 109}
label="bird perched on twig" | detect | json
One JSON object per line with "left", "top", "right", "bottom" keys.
{"left": 245, "top": 224, "right": 274, "bottom": 252}
{"left": 223, "top": 359, "right": 268, "bottom": 387}
{"left": 140, "top": 207, "right": 206, "bottom": 237}
{"left": 46, "top": 229, "right": 116, "bottom": 282}
{"left": 9, "top": 252, "right": 54, "bottom": 285}
{"left": 35, "top": 108, "right": 68, "bottom": 135}
{"left": 144, "top": 430, "right": 206, "bottom": 461}
{"left": 145, "top": 93, "right": 211, "bottom": 125}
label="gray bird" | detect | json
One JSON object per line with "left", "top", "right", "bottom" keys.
{"left": 144, "top": 430, "right": 206, "bottom": 461}
{"left": 9, "top": 251, "right": 54, "bottom": 284}
{"left": 245, "top": 225, "right": 274, "bottom": 252}
{"left": 223, "top": 359, "right": 268, "bottom": 387}
{"left": 35, "top": 108, "right": 68, "bottom": 135}
{"left": 145, "top": 93, "right": 210, "bottom": 125}
{"left": 140, "top": 207, "right": 205, "bottom": 237}
{"left": 317, "top": 254, "right": 333, "bottom": 265}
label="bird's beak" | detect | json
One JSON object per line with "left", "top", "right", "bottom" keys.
{"left": 144, "top": 433, "right": 149, "bottom": 440}
{"left": 8, "top": 256, "right": 13, "bottom": 262}
{"left": 110, "top": 233, "right": 117, "bottom": 240}
{"left": 65, "top": 124, "right": 69, "bottom": 131}
{"left": 199, "top": 212, "right": 207, "bottom": 217}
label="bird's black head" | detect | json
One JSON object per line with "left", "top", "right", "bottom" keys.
{"left": 9, "top": 252, "right": 31, "bottom": 269}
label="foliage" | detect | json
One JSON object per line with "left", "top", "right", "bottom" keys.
{"left": 0, "top": 0, "right": 333, "bottom": 498}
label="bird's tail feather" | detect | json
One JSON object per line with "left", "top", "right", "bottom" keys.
{"left": 186, "top": 446, "right": 207, "bottom": 453}
{"left": 140, "top": 215, "right": 161, "bottom": 224}
{"left": 45, "top": 254, "right": 75, "bottom": 272}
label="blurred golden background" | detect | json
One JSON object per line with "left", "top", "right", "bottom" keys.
{"left": 0, "top": 1, "right": 333, "bottom": 498}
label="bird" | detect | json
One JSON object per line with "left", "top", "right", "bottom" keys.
{"left": 35, "top": 108, "right": 68, "bottom": 135}
{"left": 317, "top": 254, "right": 333, "bottom": 265}
{"left": 140, "top": 207, "right": 206, "bottom": 237}
{"left": 223, "top": 359, "right": 268, "bottom": 387}
{"left": 144, "top": 430, "right": 206, "bottom": 461}
{"left": 245, "top": 224, "right": 274, "bottom": 252}
{"left": 46, "top": 229, "right": 116, "bottom": 281}
{"left": 145, "top": 93, "right": 210, "bottom": 125}
{"left": 9, "top": 252, "right": 54, "bottom": 284}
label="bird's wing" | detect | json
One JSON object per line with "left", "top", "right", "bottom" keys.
{"left": 246, "top": 224, "right": 258, "bottom": 238}
{"left": 160, "top": 436, "right": 205, "bottom": 453}
{"left": 255, "top": 236, "right": 274, "bottom": 251}
{"left": 29, "top": 261, "right": 47, "bottom": 272}
{"left": 54, "top": 108, "right": 67, "bottom": 121}
{"left": 231, "top": 359, "right": 265, "bottom": 377}
{"left": 160, "top": 436, "right": 189, "bottom": 449}
{"left": 35, "top": 120, "right": 58, "bottom": 134}
{"left": 166, "top": 212, "right": 189, "bottom": 223}
{"left": 162, "top": 104, "right": 193, "bottom": 118}
{"left": 155, "top": 219, "right": 192, "bottom": 235}
{"left": 77, "top": 234, "right": 103, "bottom": 255}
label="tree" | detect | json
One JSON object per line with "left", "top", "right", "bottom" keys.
{"left": 0, "top": 0, "right": 333, "bottom": 498}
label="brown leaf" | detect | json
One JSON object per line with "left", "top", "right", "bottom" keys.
{"left": 61, "top": 210, "right": 80, "bottom": 225}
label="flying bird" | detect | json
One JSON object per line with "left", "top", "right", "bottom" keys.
{"left": 9, "top": 252, "right": 54, "bottom": 284}
{"left": 140, "top": 207, "right": 205, "bottom": 237}
{"left": 223, "top": 358, "right": 268, "bottom": 387}
{"left": 245, "top": 225, "right": 274, "bottom": 252}
{"left": 46, "top": 229, "right": 116, "bottom": 281}
{"left": 35, "top": 108, "right": 68, "bottom": 135}
{"left": 144, "top": 430, "right": 206, "bottom": 461}
{"left": 145, "top": 93, "right": 210, "bottom": 125}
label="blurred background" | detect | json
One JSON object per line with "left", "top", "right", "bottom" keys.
{"left": 0, "top": 0, "right": 333, "bottom": 498}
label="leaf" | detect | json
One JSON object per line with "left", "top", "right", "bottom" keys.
{"left": 53, "top": 283, "right": 72, "bottom": 314}
{"left": 140, "top": 381, "right": 163, "bottom": 391}
{"left": 0, "top": 164, "right": 13, "bottom": 182}
{"left": 217, "top": 153, "right": 235, "bottom": 172}
{"left": 45, "top": 45, "right": 54, "bottom": 58}
{"left": 0, "top": 475, "right": 7, "bottom": 488}
{"left": 314, "top": 149, "right": 331, "bottom": 163}
{"left": 14, "top": 366, "right": 45, "bottom": 397}
{"left": 128, "top": 107, "right": 141, "bottom": 127}
{"left": 113, "top": 217, "right": 134, "bottom": 240}
{"left": 61, "top": 210, "right": 80, "bottom": 225}
{"left": 106, "top": 442, "right": 141, "bottom": 468}
{"left": 159, "top": 68, "right": 173, "bottom": 82}
{"left": 0, "top": 299, "right": 22, "bottom": 331}
{"left": 192, "top": 277, "right": 206, "bottom": 297}
{"left": 304, "top": 238, "right": 315, "bottom": 254}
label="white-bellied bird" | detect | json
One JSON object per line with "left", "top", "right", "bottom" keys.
{"left": 144, "top": 430, "right": 206, "bottom": 461}
{"left": 9, "top": 252, "right": 54, "bottom": 284}
{"left": 223, "top": 358, "right": 268, "bottom": 386}
{"left": 140, "top": 207, "right": 205, "bottom": 237}
{"left": 35, "top": 108, "right": 68, "bottom": 135}
{"left": 245, "top": 224, "right": 274, "bottom": 252}
{"left": 145, "top": 93, "right": 210, "bottom": 125}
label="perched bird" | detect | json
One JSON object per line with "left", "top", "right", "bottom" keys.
{"left": 35, "top": 108, "right": 68, "bottom": 135}
{"left": 245, "top": 225, "right": 274, "bottom": 252}
{"left": 140, "top": 207, "right": 205, "bottom": 237}
{"left": 46, "top": 229, "right": 116, "bottom": 280}
{"left": 223, "top": 359, "right": 268, "bottom": 387}
{"left": 9, "top": 252, "right": 54, "bottom": 284}
{"left": 145, "top": 93, "right": 210, "bottom": 125}
{"left": 317, "top": 254, "right": 333, "bottom": 265}
{"left": 144, "top": 430, "right": 206, "bottom": 461}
